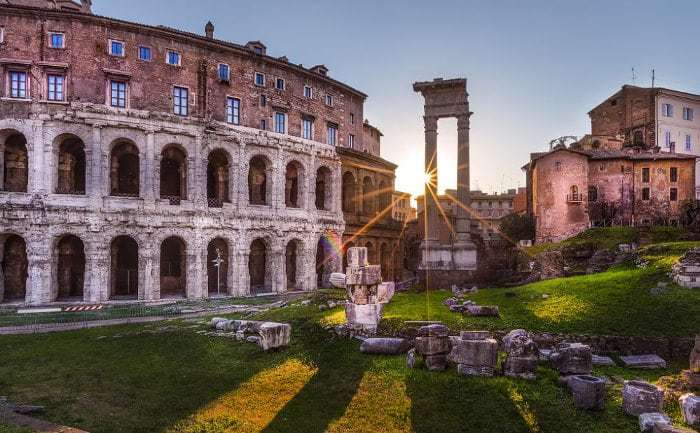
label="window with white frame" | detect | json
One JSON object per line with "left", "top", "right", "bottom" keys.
{"left": 684, "top": 107, "right": 694, "bottom": 121}
{"left": 302, "top": 118, "right": 313, "bottom": 140}
{"left": 49, "top": 32, "right": 64, "bottom": 48}
{"left": 138, "top": 46, "right": 152, "bottom": 61}
{"left": 226, "top": 97, "right": 240, "bottom": 125}
{"left": 303, "top": 85, "right": 312, "bottom": 98}
{"left": 274, "top": 112, "right": 286, "bottom": 134}
{"left": 325, "top": 94, "right": 333, "bottom": 107}
{"left": 327, "top": 124, "right": 337, "bottom": 145}
{"left": 166, "top": 50, "right": 181, "bottom": 66}
{"left": 173, "top": 86, "right": 188, "bottom": 116}
{"left": 0, "top": 27, "right": 5, "bottom": 44}
{"left": 662, "top": 103, "right": 674, "bottom": 117}
{"left": 47, "top": 74, "right": 65, "bottom": 101}
{"left": 109, "top": 39, "right": 125, "bottom": 57}
{"left": 348, "top": 134, "right": 355, "bottom": 149}
{"left": 218, "top": 64, "right": 230, "bottom": 81}
{"left": 686, "top": 134, "right": 692, "bottom": 151}
{"left": 9, "top": 71, "right": 28, "bottom": 99}
{"left": 110, "top": 80, "right": 127, "bottom": 108}
{"left": 665, "top": 130, "right": 672, "bottom": 147}
{"left": 254, "top": 72, "right": 265, "bottom": 86}
{"left": 275, "top": 78, "right": 285, "bottom": 90}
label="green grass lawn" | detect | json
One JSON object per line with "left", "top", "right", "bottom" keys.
{"left": 0, "top": 424, "right": 35, "bottom": 433}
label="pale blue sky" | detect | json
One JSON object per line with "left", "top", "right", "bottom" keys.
{"left": 95, "top": 0, "right": 700, "bottom": 198}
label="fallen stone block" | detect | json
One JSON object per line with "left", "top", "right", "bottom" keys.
{"left": 425, "top": 354, "right": 447, "bottom": 371}
{"left": 680, "top": 393, "right": 700, "bottom": 427}
{"left": 450, "top": 338, "right": 498, "bottom": 376}
{"left": 503, "top": 330, "right": 539, "bottom": 380}
{"left": 592, "top": 354, "right": 616, "bottom": 366}
{"left": 567, "top": 375, "right": 606, "bottom": 410}
{"left": 691, "top": 336, "right": 700, "bottom": 372}
{"left": 639, "top": 413, "right": 671, "bottom": 433}
{"left": 652, "top": 424, "right": 698, "bottom": 433}
{"left": 503, "top": 329, "right": 529, "bottom": 351}
{"left": 550, "top": 342, "right": 593, "bottom": 376}
{"left": 620, "top": 355, "right": 667, "bottom": 369}
{"left": 377, "top": 282, "right": 395, "bottom": 303}
{"left": 683, "top": 370, "right": 700, "bottom": 390}
{"left": 539, "top": 348, "right": 552, "bottom": 362}
{"left": 415, "top": 336, "right": 451, "bottom": 356}
{"left": 460, "top": 331, "right": 491, "bottom": 341}
{"left": 622, "top": 380, "right": 665, "bottom": 416}
{"left": 464, "top": 305, "right": 500, "bottom": 317}
{"left": 345, "top": 303, "right": 383, "bottom": 330}
{"left": 257, "top": 322, "right": 291, "bottom": 351}
{"left": 360, "top": 338, "right": 411, "bottom": 355}
{"left": 417, "top": 324, "right": 450, "bottom": 337}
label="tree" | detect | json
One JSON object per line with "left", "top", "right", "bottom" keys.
{"left": 499, "top": 213, "right": 535, "bottom": 242}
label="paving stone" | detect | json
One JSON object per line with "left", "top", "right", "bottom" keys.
{"left": 621, "top": 355, "right": 667, "bottom": 369}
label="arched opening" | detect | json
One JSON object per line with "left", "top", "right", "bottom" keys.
{"left": 1, "top": 234, "right": 27, "bottom": 303}
{"left": 380, "top": 242, "right": 390, "bottom": 281}
{"left": 249, "top": 238, "right": 267, "bottom": 294}
{"left": 207, "top": 149, "right": 230, "bottom": 208}
{"left": 633, "top": 130, "right": 644, "bottom": 146}
{"left": 315, "top": 166, "right": 331, "bottom": 211}
{"left": 55, "top": 235, "right": 85, "bottom": 300}
{"left": 316, "top": 237, "right": 328, "bottom": 288}
{"left": 362, "top": 176, "right": 374, "bottom": 215}
{"left": 588, "top": 185, "right": 598, "bottom": 202}
{"left": 56, "top": 135, "right": 86, "bottom": 195}
{"left": 285, "top": 161, "right": 302, "bottom": 208}
{"left": 160, "top": 145, "right": 187, "bottom": 205}
{"left": 342, "top": 241, "right": 355, "bottom": 271}
{"left": 110, "top": 236, "right": 138, "bottom": 299}
{"left": 285, "top": 239, "right": 302, "bottom": 291}
{"left": 377, "top": 180, "right": 388, "bottom": 213}
{"left": 365, "top": 241, "right": 376, "bottom": 265}
{"left": 249, "top": 156, "right": 268, "bottom": 205}
{"left": 342, "top": 171, "right": 355, "bottom": 213}
{"left": 2, "top": 133, "right": 28, "bottom": 192}
{"left": 207, "top": 238, "right": 229, "bottom": 296}
{"left": 110, "top": 141, "right": 140, "bottom": 197}
{"left": 160, "top": 236, "right": 186, "bottom": 298}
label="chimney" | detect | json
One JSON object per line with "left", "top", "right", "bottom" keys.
{"left": 205, "top": 21, "right": 214, "bottom": 39}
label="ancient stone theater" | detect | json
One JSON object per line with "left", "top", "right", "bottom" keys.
{"left": 0, "top": 0, "right": 403, "bottom": 305}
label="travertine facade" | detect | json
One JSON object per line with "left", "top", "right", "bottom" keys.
{"left": 0, "top": 3, "right": 407, "bottom": 304}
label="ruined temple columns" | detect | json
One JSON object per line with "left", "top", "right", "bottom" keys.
{"left": 423, "top": 116, "right": 440, "bottom": 246}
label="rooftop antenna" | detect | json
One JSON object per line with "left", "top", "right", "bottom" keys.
{"left": 652, "top": 69, "right": 655, "bottom": 88}
{"left": 631, "top": 68, "right": 637, "bottom": 84}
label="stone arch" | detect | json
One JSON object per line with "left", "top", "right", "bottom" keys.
{"left": 377, "top": 180, "right": 388, "bottom": 212}
{"left": 249, "top": 155, "right": 271, "bottom": 206}
{"left": 249, "top": 238, "right": 268, "bottom": 294}
{"left": 316, "top": 235, "right": 330, "bottom": 288}
{"left": 55, "top": 134, "right": 86, "bottom": 195}
{"left": 1, "top": 131, "right": 28, "bottom": 192}
{"left": 110, "top": 140, "right": 140, "bottom": 197}
{"left": 54, "top": 234, "right": 85, "bottom": 300}
{"left": 285, "top": 160, "right": 304, "bottom": 208}
{"left": 110, "top": 235, "right": 139, "bottom": 299}
{"left": 342, "top": 171, "right": 356, "bottom": 213}
{"left": 207, "top": 149, "right": 230, "bottom": 207}
{"left": 207, "top": 237, "right": 229, "bottom": 296}
{"left": 285, "top": 238, "right": 304, "bottom": 291}
{"left": 1, "top": 234, "right": 28, "bottom": 303}
{"left": 160, "top": 236, "right": 187, "bottom": 298}
{"left": 362, "top": 176, "right": 374, "bottom": 215}
{"left": 315, "top": 166, "right": 332, "bottom": 211}
{"left": 160, "top": 144, "right": 188, "bottom": 204}
{"left": 380, "top": 242, "right": 390, "bottom": 281}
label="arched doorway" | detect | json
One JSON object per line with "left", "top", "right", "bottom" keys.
{"left": 249, "top": 239, "right": 267, "bottom": 294}
{"left": 342, "top": 171, "right": 355, "bottom": 213}
{"left": 55, "top": 235, "right": 85, "bottom": 300}
{"left": 2, "top": 133, "right": 28, "bottom": 192}
{"left": 110, "top": 236, "right": 138, "bottom": 299}
{"left": 1, "top": 235, "right": 28, "bottom": 303}
{"left": 207, "top": 149, "right": 230, "bottom": 208}
{"left": 160, "top": 145, "right": 187, "bottom": 205}
{"left": 207, "top": 238, "right": 229, "bottom": 296}
{"left": 56, "top": 135, "right": 86, "bottom": 195}
{"left": 285, "top": 239, "right": 303, "bottom": 291}
{"left": 380, "top": 242, "right": 390, "bottom": 281}
{"left": 316, "top": 237, "right": 328, "bottom": 288}
{"left": 285, "top": 160, "right": 302, "bottom": 208}
{"left": 160, "top": 236, "right": 186, "bottom": 298}
{"left": 315, "top": 166, "right": 331, "bottom": 210}
{"left": 249, "top": 156, "right": 268, "bottom": 205}
{"left": 110, "top": 141, "right": 140, "bottom": 196}
{"left": 363, "top": 176, "right": 374, "bottom": 215}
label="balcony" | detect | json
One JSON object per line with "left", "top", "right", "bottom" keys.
{"left": 566, "top": 193, "right": 584, "bottom": 204}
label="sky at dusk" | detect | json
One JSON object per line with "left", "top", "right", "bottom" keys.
{"left": 95, "top": 0, "right": 700, "bottom": 199}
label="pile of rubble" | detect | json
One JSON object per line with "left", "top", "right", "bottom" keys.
{"left": 443, "top": 286, "right": 500, "bottom": 317}
{"left": 673, "top": 248, "right": 700, "bottom": 288}
{"left": 208, "top": 318, "right": 291, "bottom": 351}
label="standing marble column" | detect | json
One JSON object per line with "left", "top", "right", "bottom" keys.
{"left": 423, "top": 116, "right": 440, "bottom": 244}
{"left": 455, "top": 114, "right": 471, "bottom": 241}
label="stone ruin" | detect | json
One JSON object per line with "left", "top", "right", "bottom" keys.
{"left": 209, "top": 318, "right": 291, "bottom": 351}
{"left": 684, "top": 335, "right": 700, "bottom": 389}
{"left": 449, "top": 331, "right": 498, "bottom": 377}
{"left": 673, "top": 248, "right": 700, "bottom": 288}
{"left": 330, "top": 246, "right": 395, "bottom": 334}
{"left": 411, "top": 324, "right": 452, "bottom": 371}
{"left": 502, "top": 330, "right": 539, "bottom": 380}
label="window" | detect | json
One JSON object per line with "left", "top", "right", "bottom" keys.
{"left": 642, "top": 167, "right": 650, "bottom": 183}
{"left": 670, "top": 167, "right": 678, "bottom": 183}
{"left": 555, "top": 161, "right": 562, "bottom": 171}
{"left": 327, "top": 124, "right": 337, "bottom": 145}
{"left": 350, "top": 113, "right": 355, "bottom": 125}
{"left": 274, "top": 112, "right": 286, "bottom": 134}
{"left": 49, "top": 32, "right": 64, "bottom": 48}
{"left": 166, "top": 50, "right": 181, "bottom": 66}
{"left": 303, "top": 85, "right": 312, "bottom": 98}
{"left": 218, "top": 64, "right": 230, "bottom": 81}
{"left": 138, "top": 46, "right": 151, "bottom": 61}
{"left": 642, "top": 187, "right": 650, "bottom": 201}
{"left": 684, "top": 107, "right": 694, "bottom": 121}
{"left": 9, "top": 71, "right": 28, "bottom": 99}
{"left": 253, "top": 46, "right": 263, "bottom": 55}
{"left": 686, "top": 134, "right": 692, "bottom": 151}
{"left": 260, "top": 95, "right": 266, "bottom": 107}
{"left": 662, "top": 103, "right": 673, "bottom": 117}
{"left": 260, "top": 119, "right": 266, "bottom": 130}
{"left": 226, "top": 97, "right": 240, "bottom": 125}
{"left": 0, "top": 27, "right": 5, "bottom": 44}
{"left": 109, "top": 40, "right": 124, "bottom": 57}
{"left": 325, "top": 94, "right": 333, "bottom": 106}
{"left": 348, "top": 134, "right": 355, "bottom": 149}
{"left": 173, "top": 86, "right": 188, "bottom": 116}
{"left": 670, "top": 188, "right": 678, "bottom": 201}
{"left": 255, "top": 72, "right": 265, "bottom": 86}
{"left": 110, "top": 80, "right": 127, "bottom": 108}
{"left": 47, "top": 74, "right": 64, "bottom": 101}
{"left": 302, "top": 118, "right": 313, "bottom": 140}
{"left": 665, "top": 130, "right": 672, "bottom": 148}
{"left": 275, "top": 78, "right": 285, "bottom": 90}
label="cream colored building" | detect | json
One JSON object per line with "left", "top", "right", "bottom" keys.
{"left": 391, "top": 191, "right": 416, "bottom": 222}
